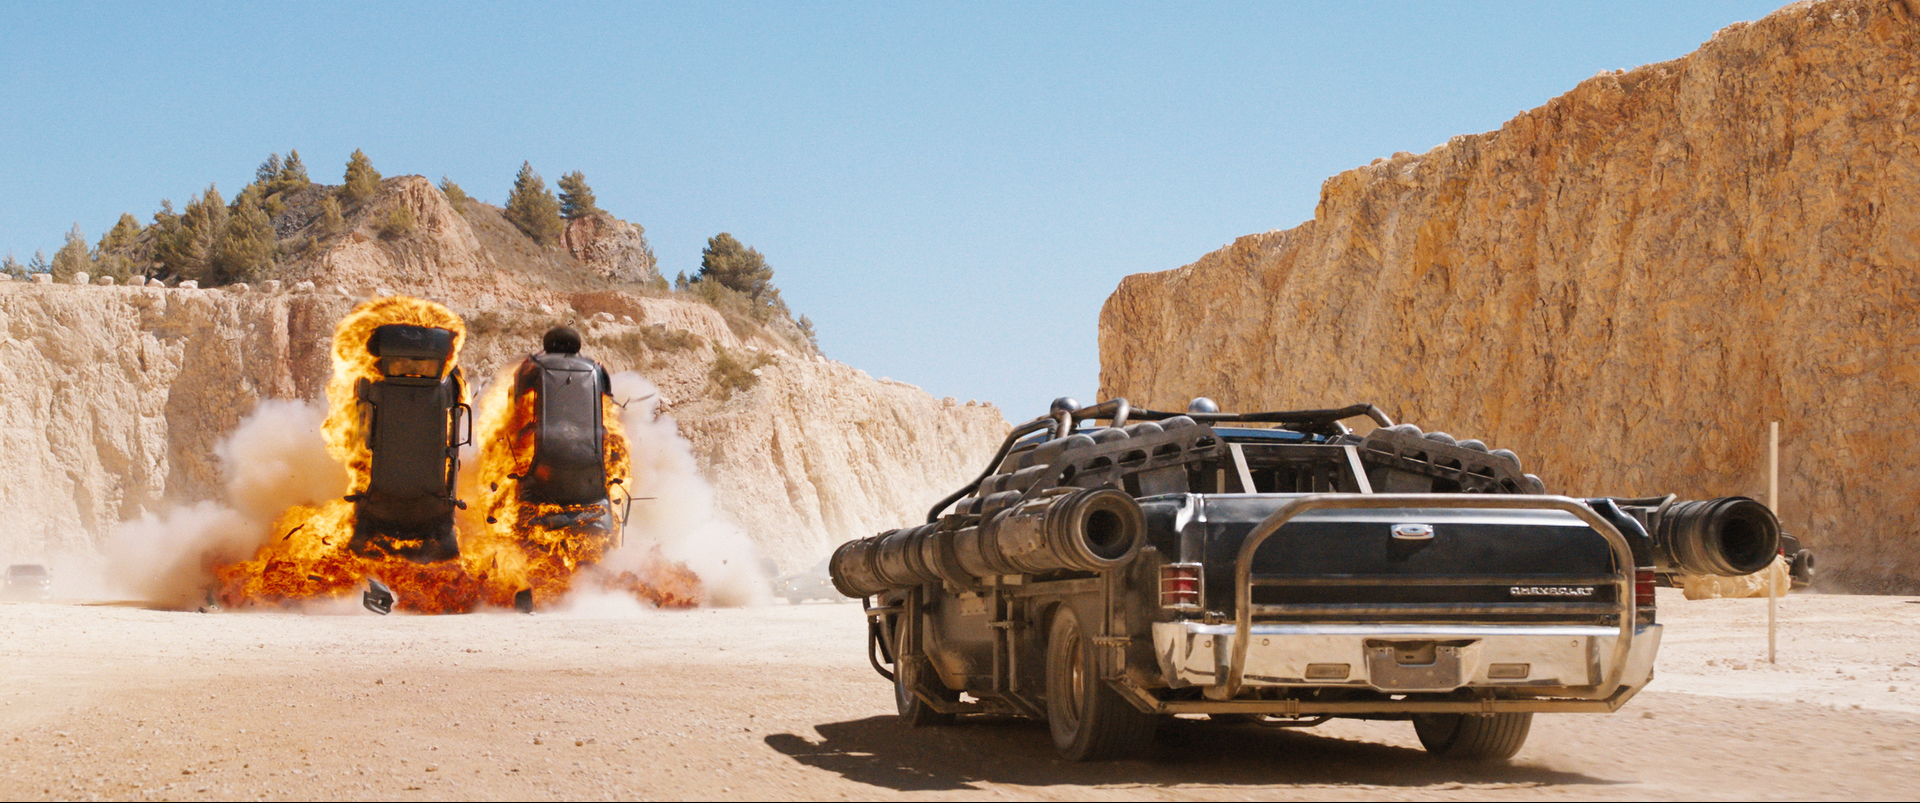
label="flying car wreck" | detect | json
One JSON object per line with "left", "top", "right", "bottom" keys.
{"left": 349, "top": 323, "right": 471, "bottom": 563}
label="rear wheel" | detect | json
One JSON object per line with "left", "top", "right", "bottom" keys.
{"left": 1789, "top": 549, "right": 1816, "bottom": 589}
{"left": 1412, "top": 712, "right": 1532, "bottom": 761}
{"left": 894, "top": 663, "right": 956, "bottom": 727}
{"left": 1045, "top": 606, "right": 1157, "bottom": 761}
{"left": 888, "top": 611, "right": 955, "bottom": 728}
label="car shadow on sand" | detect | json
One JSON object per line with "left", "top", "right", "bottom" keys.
{"left": 765, "top": 715, "right": 1620, "bottom": 792}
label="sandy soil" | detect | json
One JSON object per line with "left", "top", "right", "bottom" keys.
{"left": 1, "top": 587, "right": 1916, "bottom": 801}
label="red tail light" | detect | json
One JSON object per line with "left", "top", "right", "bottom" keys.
{"left": 1159, "top": 563, "right": 1203, "bottom": 611}
{"left": 1635, "top": 567, "right": 1656, "bottom": 608}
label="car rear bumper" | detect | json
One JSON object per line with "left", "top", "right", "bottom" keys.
{"left": 1151, "top": 620, "right": 1661, "bottom": 700}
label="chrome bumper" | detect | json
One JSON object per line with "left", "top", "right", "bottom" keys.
{"left": 1152, "top": 620, "right": 1662, "bottom": 699}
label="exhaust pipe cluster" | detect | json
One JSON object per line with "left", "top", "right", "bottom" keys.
{"left": 830, "top": 488, "right": 1144, "bottom": 598}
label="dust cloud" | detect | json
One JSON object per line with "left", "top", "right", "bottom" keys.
{"left": 598, "top": 372, "right": 769, "bottom": 608}
{"left": 103, "top": 400, "right": 341, "bottom": 608}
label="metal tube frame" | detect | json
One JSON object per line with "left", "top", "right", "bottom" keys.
{"left": 1223, "top": 493, "right": 1637, "bottom": 700}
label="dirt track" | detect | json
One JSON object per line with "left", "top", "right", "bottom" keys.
{"left": 1, "top": 588, "right": 1916, "bottom": 801}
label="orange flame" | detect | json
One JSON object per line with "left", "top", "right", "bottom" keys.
{"left": 212, "top": 296, "right": 702, "bottom": 613}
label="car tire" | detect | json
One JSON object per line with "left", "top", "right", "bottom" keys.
{"left": 1789, "top": 549, "right": 1816, "bottom": 589}
{"left": 1045, "top": 606, "right": 1157, "bottom": 761}
{"left": 1412, "top": 712, "right": 1532, "bottom": 761}
{"left": 894, "top": 658, "right": 956, "bottom": 728}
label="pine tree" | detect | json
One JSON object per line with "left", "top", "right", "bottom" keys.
{"left": 155, "top": 186, "right": 226, "bottom": 282}
{"left": 695, "top": 232, "right": 775, "bottom": 301}
{"left": 28, "top": 251, "right": 49, "bottom": 275}
{"left": 557, "top": 171, "right": 601, "bottom": 220}
{"left": 1, "top": 253, "right": 23, "bottom": 280}
{"left": 213, "top": 185, "right": 275, "bottom": 284}
{"left": 93, "top": 213, "right": 143, "bottom": 280}
{"left": 316, "top": 195, "right": 345, "bottom": 236}
{"left": 148, "top": 200, "right": 182, "bottom": 277}
{"left": 278, "top": 150, "right": 310, "bottom": 190}
{"left": 50, "top": 224, "right": 90, "bottom": 281}
{"left": 797, "top": 314, "right": 820, "bottom": 351}
{"left": 256, "top": 153, "right": 283, "bottom": 187}
{"left": 504, "top": 162, "right": 564, "bottom": 245}
{"left": 96, "top": 213, "right": 140, "bottom": 253}
{"left": 341, "top": 149, "right": 381, "bottom": 204}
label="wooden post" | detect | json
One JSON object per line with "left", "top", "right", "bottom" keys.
{"left": 1768, "top": 420, "right": 1779, "bottom": 664}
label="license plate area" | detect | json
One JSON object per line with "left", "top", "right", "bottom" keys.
{"left": 1364, "top": 639, "right": 1474, "bottom": 692}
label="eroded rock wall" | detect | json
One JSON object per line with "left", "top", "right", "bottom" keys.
{"left": 1100, "top": 0, "right": 1920, "bottom": 590}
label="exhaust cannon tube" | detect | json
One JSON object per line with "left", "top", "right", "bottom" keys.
{"left": 1620, "top": 495, "right": 1780, "bottom": 577}
{"left": 1648, "top": 496, "right": 1781, "bottom": 577}
{"left": 831, "top": 487, "right": 1144, "bottom": 597}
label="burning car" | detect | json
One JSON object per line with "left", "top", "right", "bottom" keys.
{"left": 214, "top": 297, "right": 699, "bottom": 614}
{"left": 349, "top": 323, "right": 471, "bottom": 563}
{"left": 509, "top": 326, "right": 617, "bottom": 533}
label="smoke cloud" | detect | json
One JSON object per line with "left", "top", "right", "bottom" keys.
{"left": 598, "top": 372, "right": 770, "bottom": 607}
{"left": 103, "top": 400, "right": 342, "bottom": 608}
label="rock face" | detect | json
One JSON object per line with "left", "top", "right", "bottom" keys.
{"left": 0, "top": 180, "right": 1004, "bottom": 573}
{"left": 1100, "top": 0, "right": 1920, "bottom": 591}
{"left": 564, "top": 213, "right": 659, "bottom": 285}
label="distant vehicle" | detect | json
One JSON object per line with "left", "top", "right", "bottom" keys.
{"left": 777, "top": 560, "right": 842, "bottom": 604}
{"left": 4, "top": 564, "right": 51, "bottom": 599}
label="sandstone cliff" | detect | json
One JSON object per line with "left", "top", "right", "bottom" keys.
{"left": 0, "top": 177, "right": 1005, "bottom": 575}
{"left": 1100, "top": 0, "right": 1920, "bottom": 590}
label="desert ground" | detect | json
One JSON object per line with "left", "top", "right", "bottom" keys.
{"left": 1, "top": 588, "right": 1916, "bottom": 801}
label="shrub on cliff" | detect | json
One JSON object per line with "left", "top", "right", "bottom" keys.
{"left": 439, "top": 176, "right": 469, "bottom": 206}
{"left": 49, "top": 224, "right": 89, "bottom": 281}
{"left": 316, "top": 196, "right": 345, "bottom": 236}
{"left": 340, "top": 149, "right": 382, "bottom": 205}
{"left": 558, "top": 171, "right": 601, "bottom": 220}
{"left": 1, "top": 253, "right": 24, "bottom": 280}
{"left": 505, "top": 162, "right": 564, "bottom": 246}
{"left": 708, "top": 345, "right": 774, "bottom": 400}
{"left": 380, "top": 206, "right": 416, "bottom": 240}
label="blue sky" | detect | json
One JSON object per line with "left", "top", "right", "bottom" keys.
{"left": 1, "top": 1, "right": 1784, "bottom": 420}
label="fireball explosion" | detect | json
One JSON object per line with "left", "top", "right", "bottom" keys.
{"left": 212, "top": 296, "right": 701, "bottom": 613}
